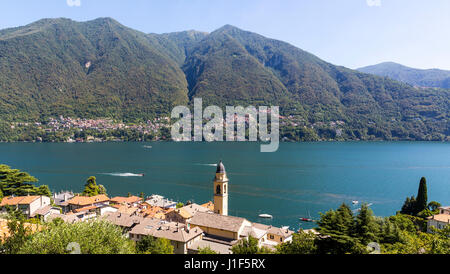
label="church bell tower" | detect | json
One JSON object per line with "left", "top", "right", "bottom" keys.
{"left": 213, "top": 160, "right": 228, "bottom": 216}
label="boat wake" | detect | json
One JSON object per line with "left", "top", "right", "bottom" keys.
{"left": 101, "top": 173, "right": 144, "bottom": 177}
{"left": 194, "top": 164, "right": 218, "bottom": 167}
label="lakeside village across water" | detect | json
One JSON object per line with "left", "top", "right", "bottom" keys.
{"left": 1, "top": 160, "right": 449, "bottom": 254}
{"left": 2, "top": 114, "right": 347, "bottom": 143}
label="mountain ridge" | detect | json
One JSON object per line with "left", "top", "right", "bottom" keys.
{"left": 358, "top": 62, "right": 450, "bottom": 89}
{"left": 0, "top": 18, "right": 448, "bottom": 141}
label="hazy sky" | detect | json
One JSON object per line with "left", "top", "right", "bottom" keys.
{"left": 1, "top": 0, "right": 449, "bottom": 70}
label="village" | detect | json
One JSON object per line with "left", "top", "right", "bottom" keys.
{"left": 1, "top": 160, "right": 449, "bottom": 254}
{"left": 0, "top": 161, "right": 305, "bottom": 254}
{"left": 6, "top": 112, "right": 350, "bottom": 143}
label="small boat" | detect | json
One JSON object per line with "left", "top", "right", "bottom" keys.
{"left": 259, "top": 214, "right": 273, "bottom": 219}
{"left": 139, "top": 173, "right": 145, "bottom": 177}
{"left": 300, "top": 217, "right": 314, "bottom": 222}
{"left": 300, "top": 209, "right": 315, "bottom": 222}
{"left": 352, "top": 200, "right": 359, "bottom": 205}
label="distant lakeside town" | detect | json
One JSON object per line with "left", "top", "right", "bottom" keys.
{"left": 1, "top": 114, "right": 353, "bottom": 143}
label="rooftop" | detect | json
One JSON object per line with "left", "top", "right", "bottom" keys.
{"left": 171, "top": 208, "right": 192, "bottom": 219}
{"left": 189, "top": 238, "right": 232, "bottom": 254}
{"left": 130, "top": 218, "right": 203, "bottom": 243}
{"left": 110, "top": 196, "right": 142, "bottom": 205}
{"left": 216, "top": 161, "right": 226, "bottom": 174}
{"left": 47, "top": 213, "right": 80, "bottom": 224}
{"left": 73, "top": 205, "right": 99, "bottom": 213}
{"left": 0, "top": 196, "right": 41, "bottom": 206}
{"left": 201, "top": 201, "right": 214, "bottom": 211}
{"left": 189, "top": 212, "right": 248, "bottom": 233}
{"left": 67, "top": 194, "right": 109, "bottom": 206}
{"left": 428, "top": 214, "right": 450, "bottom": 223}
{"left": 181, "top": 203, "right": 212, "bottom": 217}
{"left": 103, "top": 211, "right": 144, "bottom": 228}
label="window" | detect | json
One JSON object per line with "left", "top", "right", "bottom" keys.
{"left": 216, "top": 185, "right": 221, "bottom": 195}
{"left": 224, "top": 185, "right": 227, "bottom": 194}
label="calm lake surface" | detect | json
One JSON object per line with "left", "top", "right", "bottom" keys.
{"left": 1, "top": 142, "right": 449, "bottom": 230}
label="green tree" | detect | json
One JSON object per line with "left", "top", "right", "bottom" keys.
{"left": 135, "top": 235, "right": 174, "bottom": 254}
{"left": 37, "top": 185, "right": 51, "bottom": 197}
{"left": 317, "top": 203, "right": 359, "bottom": 254}
{"left": 276, "top": 231, "right": 317, "bottom": 254}
{"left": 176, "top": 202, "right": 184, "bottom": 209}
{"left": 387, "top": 214, "right": 416, "bottom": 233}
{"left": 400, "top": 196, "right": 416, "bottom": 215}
{"left": 415, "top": 177, "right": 428, "bottom": 215}
{"left": 354, "top": 204, "right": 378, "bottom": 245}
{"left": 427, "top": 201, "right": 441, "bottom": 213}
{"left": 82, "top": 176, "right": 100, "bottom": 197}
{"left": 382, "top": 230, "right": 450, "bottom": 254}
{"left": 18, "top": 219, "right": 135, "bottom": 254}
{"left": 98, "top": 184, "right": 107, "bottom": 195}
{"left": 231, "top": 236, "right": 271, "bottom": 254}
{"left": 0, "top": 164, "right": 51, "bottom": 197}
{"left": 198, "top": 246, "right": 218, "bottom": 254}
{"left": 0, "top": 208, "right": 33, "bottom": 254}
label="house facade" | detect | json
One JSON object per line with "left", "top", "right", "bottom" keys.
{"left": 0, "top": 196, "right": 51, "bottom": 218}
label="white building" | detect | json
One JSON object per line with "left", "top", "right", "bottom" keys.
{"left": 144, "top": 195, "right": 177, "bottom": 209}
{"left": 0, "top": 196, "right": 51, "bottom": 218}
{"left": 427, "top": 206, "right": 450, "bottom": 233}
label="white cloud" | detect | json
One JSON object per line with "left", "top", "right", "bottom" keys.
{"left": 366, "top": 0, "right": 381, "bottom": 7}
{"left": 67, "top": 0, "right": 81, "bottom": 7}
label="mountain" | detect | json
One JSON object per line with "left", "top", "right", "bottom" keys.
{"left": 0, "top": 18, "right": 449, "bottom": 141}
{"left": 0, "top": 17, "right": 189, "bottom": 122}
{"left": 358, "top": 62, "right": 450, "bottom": 89}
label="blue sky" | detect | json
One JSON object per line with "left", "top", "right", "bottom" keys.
{"left": 1, "top": 0, "right": 449, "bottom": 70}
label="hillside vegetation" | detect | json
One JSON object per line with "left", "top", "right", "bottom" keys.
{"left": 0, "top": 18, "right": 449, "bottom": 141}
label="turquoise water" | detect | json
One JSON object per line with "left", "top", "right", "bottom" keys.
{"left": 1, "top": 142, "right": 449, "bottom": 230}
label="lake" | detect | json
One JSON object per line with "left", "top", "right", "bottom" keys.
{"left": 1, "top": 142, "right": 449, "bottom": 230}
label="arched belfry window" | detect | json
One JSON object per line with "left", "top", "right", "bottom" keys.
{"left": 224, "top": 185, "right": 227, "bottom": 194}
{"left": 216, "top": 185, "right": 221, "bottom": 195}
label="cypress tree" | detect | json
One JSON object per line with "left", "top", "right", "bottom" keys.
{"left": 415, "top": 177, "right": 428, "bottom": 214}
